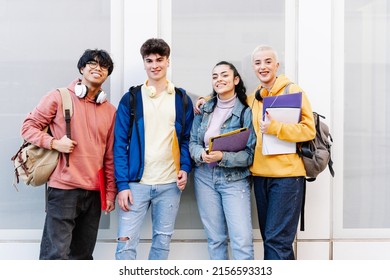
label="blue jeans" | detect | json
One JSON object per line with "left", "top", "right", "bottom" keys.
{"left": 115, "top": 182, "right": 181, "bottom": 260}
{"left": 253, "top": 176, "right": 305, "bottom": 260}
{"left": 39, "top": 187, "right": 101, "bottom": 260}
{"left": 194, "top": 164, "right": 254, "bottom": 260}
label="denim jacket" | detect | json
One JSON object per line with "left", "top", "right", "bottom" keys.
{"left": 189, "top": 96, "right": 256, "bottom": 182}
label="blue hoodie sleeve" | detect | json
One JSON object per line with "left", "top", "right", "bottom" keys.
{"left": 178, "top": 91, "right": 194, "bottom": 174}
{"left": 114, "top": 92, "right": 131, "bottom": 192}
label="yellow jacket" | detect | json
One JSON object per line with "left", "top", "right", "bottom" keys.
{"left": 247, "top": 75, "right": 316, "bottom": 177}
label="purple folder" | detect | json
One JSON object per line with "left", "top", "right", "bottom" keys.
{"left": 262, "top": 92, "right": 302, "bottom": 120}
{"left": 208, "top": 128, "right": 250, "bottom": 167}
{"left": 262, "top": 92, "right": 302, "bottom": 155}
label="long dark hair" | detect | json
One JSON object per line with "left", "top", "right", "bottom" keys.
{"left": 211, "top": 61, "right": 248, "bottom": 107}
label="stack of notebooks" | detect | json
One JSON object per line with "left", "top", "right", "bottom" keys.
{"left": 262, "top": 92, "right": 302, "bottom": 155}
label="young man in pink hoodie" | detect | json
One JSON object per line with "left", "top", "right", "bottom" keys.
{"left": 21, "top": 49, "right": 117, "bottom": 260}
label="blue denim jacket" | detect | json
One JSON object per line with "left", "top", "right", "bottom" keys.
{"left": 189, "top": 96, "right": 256, "bottom": 182}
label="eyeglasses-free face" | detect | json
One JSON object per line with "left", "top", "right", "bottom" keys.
{"left": 86, "top": 60, "right": 109, "bottom": 71}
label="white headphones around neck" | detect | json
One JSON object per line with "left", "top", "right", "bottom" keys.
{"left": 74, "top": 82, "right": 107, "bottom": 104}
{"left": 144, "top": 80, "right": 175, "bottom": 98}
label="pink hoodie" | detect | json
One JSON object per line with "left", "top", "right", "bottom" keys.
{"left": 21, "top": 79, "right": 117, "bottom": 202}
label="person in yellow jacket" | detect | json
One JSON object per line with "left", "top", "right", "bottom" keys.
{"left": 195, "top": 45, "right": 316, "bottom": 260}
{"left": 248, "top": 45, "right": 315, "bottom": 260}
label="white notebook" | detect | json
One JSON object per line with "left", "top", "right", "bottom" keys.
{"left": 262, "top": 107, "right": 301, "bottom": 155}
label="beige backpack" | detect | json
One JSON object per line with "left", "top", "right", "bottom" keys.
{"left": 11, "top": 88, "right": 73, "bottom": 188}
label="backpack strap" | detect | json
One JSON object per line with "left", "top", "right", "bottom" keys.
{"left": 128, "top": 85, "right": 142, "bottom": 142}
{"left": 328, "top": 153, "right": 335, "bottom": 177}
{"left": 58, "top": 88, "right": 73, "bottom": 139}
{"left": 240, "top": 106, "right": 249, "bottom": 128}
{"left": 57, "top": 88, "right": 73, "bottom": 167}
{"left": 283, "top": 82, "right": 293, "bottom": 95}
{"left": 175, "top": 87, "right": 188, "bottom": 143}
{"left": 58, "top": 88, "right": 73, "bottom": 118}
{"left": 300, "top": 180, "right": 307, "bottom": 231}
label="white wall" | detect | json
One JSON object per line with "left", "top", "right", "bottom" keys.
{"left": 2, "top": 0, "right": 390, "bottom": 261}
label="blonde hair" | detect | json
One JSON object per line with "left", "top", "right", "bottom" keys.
{"left": 251, "top": 45, "right": 279, "bottom": 62}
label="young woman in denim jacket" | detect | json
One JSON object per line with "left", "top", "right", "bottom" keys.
{"left": 189, "top": 61, "right": 256, "bottom": 260}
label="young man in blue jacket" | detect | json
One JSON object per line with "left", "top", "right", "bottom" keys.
{"left": 114, "top": 38, "right": 194, "bottom": 260}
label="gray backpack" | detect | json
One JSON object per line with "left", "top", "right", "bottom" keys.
{"left": 298, "top": 112, "right": 335, "bottom": 181}
{"left": 283, "top": 83, "right": 335, "bottom": 181}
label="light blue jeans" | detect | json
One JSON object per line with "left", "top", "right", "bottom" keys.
{"left": 194, "top": 164, "right": 254, "bottom": 260}
{"left": 115, "top": 182, "right": 181, "bottom": 260}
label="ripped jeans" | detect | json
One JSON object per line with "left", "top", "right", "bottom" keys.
{"left": 115, "top": 182, "right": 181, "bottom": 260}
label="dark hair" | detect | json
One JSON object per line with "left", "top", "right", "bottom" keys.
{"left": 212, "top": 61, "right": 248, "bottom": 107}
{"left": 77, "top": 49, "right": 114, "bottom": 76}
{"left": 140, "top": 38, "right": 170, "bottom": 59}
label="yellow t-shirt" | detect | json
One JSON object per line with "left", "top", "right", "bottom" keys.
{"left": 140, "top": 85, "right": 177, "bottom": 184}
